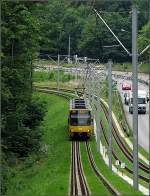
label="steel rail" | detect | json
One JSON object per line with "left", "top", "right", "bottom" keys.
{"left": 100, "top": 101, "right": 149, "bottom": 173}
{"left": 35, "top": 87, "right": 149, "bottom": 184}
{"left": 99, "top": 120, "right": 149, "bottom": 183}
{"left": 76, "top": 141, "right": 90, "bottom": 195}
{"left": 85, "top": 141, "right": 120, "bottom": 195}
{"left": 71, "top": 141, "right": 90, "bottom": 195}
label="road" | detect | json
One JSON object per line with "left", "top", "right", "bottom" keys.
{"left": 114, "top": 77, "right": 149, "bottom": 153}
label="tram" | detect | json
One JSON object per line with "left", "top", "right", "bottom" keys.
{"left": 68, "top": 98, "right": 93, "bottom": 138}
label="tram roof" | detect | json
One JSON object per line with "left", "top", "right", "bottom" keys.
{"left": 70, "top": 98, "right": 91, "bottom": 110}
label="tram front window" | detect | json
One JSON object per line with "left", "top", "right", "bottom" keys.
{"left": 70, "top": 111, "right": 91, "bottom": 126}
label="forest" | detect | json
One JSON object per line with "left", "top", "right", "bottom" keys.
{"left": 1, "top": 0, "right": 149, "bottom": 194}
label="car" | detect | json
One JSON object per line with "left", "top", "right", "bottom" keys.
{"left": 147, "top": 92, "right": 149, "bottom": 102}
{"left": 122, "top": 82, "right": 131, "bottom": 90}
{"left": 124, "top": 92, "right": 129, "bottom": 105}
{"left": 128, "top": 90, "right": 147, "bottom": 114}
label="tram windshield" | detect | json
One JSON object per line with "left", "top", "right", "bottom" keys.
{"left": 70, "top": 110, "right": 91, "bottom": 126}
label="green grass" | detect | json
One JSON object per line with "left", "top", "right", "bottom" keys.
{"left": 33, "top": 71, "right": 57, "bottom": 82}
{"left": 111, "top": 92, "right": 149, "bottom": 161}
{"left": 101, "top": 84, "right": 149, "bottom": 162}
{"left": 139, "top": 63, "right": 149, "bottom": 73}
{"left": 33, "top": 70, "right": 75, "bottom": 83}
{"left": 95, "top": 103, "right": 149, "bottom": 188}
{"left": 80, "top": 141, "right": 110, "bottom": 195}
{"left": 90, "top": 140, "right": 143, "bottom": 195}
{"left": 5, "top": 93, "right": 71, "bottom": 196}
{"left": 92, "top": 99, "right": 148, "bottom": 189}
{"left": 4, "top": 91, "right": 146, "bottom": 196}
{"left": 109, "top": 63, "right": 149, "bottom": 73}
{"left": 34, "top": 80, "right": 82, "bottom": 90}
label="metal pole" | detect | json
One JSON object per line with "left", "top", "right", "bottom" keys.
{"left": 57, "top": 54, "right": 60, "bottom": 91}
{"left": 148, "top": 1, "right": 150, "bottom": 194}
{"left": 68, "top": 35, "right": 70, "bottom": 64}
{"left": 92, "top": 70, "right": 95, "bottom": 109}
{"left": 108, "top": 59, "right": 112, "bottom": 170}
{"left": 96, "top": 77, "right": 101, "bottom": 152}
{"left": 132, "top": 5, "right": 138, "bottom": 189}
{"left": 88, "top": 68, "right": 91, "bottom": 102}
{"left": 84, "top": 57, "right": 87, "bottom": 98}
{"left": 75, "top": 55, "right": 78, "bottom": 82}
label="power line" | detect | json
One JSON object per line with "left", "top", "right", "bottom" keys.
{"left": 94, "top": 9, "right": 131, "bottom": 56}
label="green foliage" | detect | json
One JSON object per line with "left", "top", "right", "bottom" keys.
{"left": 33, "top": 71, "right": 54, "bottom": 82}
{"left": 139, "top": 63, "right": 149, "bottom": 73}
{"left": 2, "top": 96, "right": 47, "bottom": 156}
{"left": 5, "top": 93, "right": 70, "bottom": 196}
{"left": 35, "top": 0, "right": 148, "bottom": 62}
{"left": 2, "top": 2, "right": 48, "bottom": 193}
{"left": 33, "top": 70, "right": 75, "bottom": 83}
{"left": 138, "top": 23, "right": 149, "bottom": 62}
{"left": 23, "top": 96, "right": 47, "bottom": 130}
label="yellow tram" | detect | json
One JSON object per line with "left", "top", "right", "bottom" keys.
{"left": 68, "top": 98, "right": 93, "bottom": 138}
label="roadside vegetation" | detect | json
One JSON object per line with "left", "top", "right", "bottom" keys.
{"left": 4, "top": 93, "right": 70, "bottom": 196}
{"left": 101, "top": 79, "right": 149, "bottom": 160}
{"left": 33, "top": 70, "right": 75, "bottom": 83}
{"left": 94, "top": 102, "right": 149, "bottom": 189}
{"left": 33, "top": 69, "right": 82, "bottom": 90}
{"left": 111, "top": 63, "right": 149, "bottom": 73}
{"left": 80, "top": 140, "right": 111, "bottom": 195}
{"left": 89, "top": 141, "right": 143, "bottom": 195}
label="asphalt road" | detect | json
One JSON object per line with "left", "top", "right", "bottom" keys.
{"left": 114, "top": 77, "right": 149, "bottom": 153}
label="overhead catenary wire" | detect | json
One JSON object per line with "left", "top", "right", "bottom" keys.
{"left": 94, "top": 9, "right": 131, "bottom": 56}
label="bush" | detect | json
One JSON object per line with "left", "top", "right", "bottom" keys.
{"left": 24, "top": 97, "right": 47, "bottom": 129}
{"left": 48, "top": 72, "right": 55, "bottom": 80}
{"left": 33, "top": 70, "right": 75, "bottom": 83}
{"left": 2, "top": 96, "right": 47, "bottom": 157}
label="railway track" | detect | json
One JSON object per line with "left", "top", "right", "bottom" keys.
{"left": 70, "top": 141, "right": 90, "bottom": 195}
{"left": 85, "top": 141, "right": 120, "bottom": 195}
{"left": 100, "top": 120, "right": 149, "bottom": 183}
{"left": 35, "top": 87, "right": 149, "bottom": 185}
{"left": 100, "top": 101, "right": 149, "bottom": 173}
{"left": 93, "top": 98, "right": 149, "bottom": 183}
{"left": 70, "top": 141, "right": 120, "bottom": 195}
{"left": 35, "top": 87, "right": 121, "bottom": 194}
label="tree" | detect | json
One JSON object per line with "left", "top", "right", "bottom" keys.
{"left": 1, "top": 1, "right": 43, "bottom": 156}
{"left": 138, "top": 23, "right": 149, "bottom": 62}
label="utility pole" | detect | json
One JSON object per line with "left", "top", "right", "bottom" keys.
{"left": 75, "top": 55, "right": 78, "bottom": 82}
{"left": 84, "top": 57, "right": 87, "bottom": 99}
{"left": 96, "top": 76, "right": 101, "bottom": 152}
{"left": 57, "top": 54, "right": 60, "bottom": 91}
{"left": 91, "top": 70, "right": 95, "bottom": 109}
{"left": 68, "top": 34, "right": 71, "bottom": 64}
{"left": 132, "top": 5, "right": 138, "bottom": 189}
{"left": 147, "top": 1, "right": 150, "bottom": 195}
{"left": 88, "top": 68, "right": 91, "bottom": 102}
{"left": 108, "top": 59, "right": 112, "bottom": 171}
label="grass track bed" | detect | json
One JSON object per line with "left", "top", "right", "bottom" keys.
{"left": 80, "top": 141, "right": 110, "bottom": 195}
{"left": 90, "top": 140, "right": 143, "bottom": 195}
{"left": 5, "top": 93, "right": 70, "bottom": 196}
{"left": 95, "top": 102, "right": 149, "bottom": 188}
